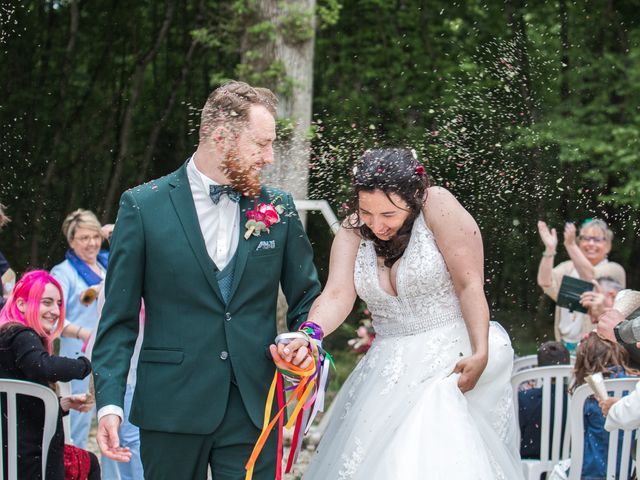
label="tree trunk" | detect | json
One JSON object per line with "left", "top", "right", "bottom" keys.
{"left": 240, "top": 0, "right": 316, "bottom": 202}
{"left": 240, "top": 0, "right": 317, "bottom": 331}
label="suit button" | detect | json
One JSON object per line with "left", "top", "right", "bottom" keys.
{"left": 225, "top": 312, "right": 231, "bottom": 321}
{"left": 220, "top": 351, "right": 229, "bottom": 360}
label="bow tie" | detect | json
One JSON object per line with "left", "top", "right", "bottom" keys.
{"left": 209, "top": 184, "right": 241, "bottom": 205}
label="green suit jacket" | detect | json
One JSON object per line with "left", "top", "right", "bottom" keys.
{"left": 91, "top": 161, "right": 321, "bottom": 433}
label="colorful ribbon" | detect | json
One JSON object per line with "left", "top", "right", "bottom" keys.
{"left": 245, "top": 337, "right": 332, "bottom": 480}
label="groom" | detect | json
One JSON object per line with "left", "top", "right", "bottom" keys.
{"left": 92, "top": 81, "right": 321, "bottom": 479}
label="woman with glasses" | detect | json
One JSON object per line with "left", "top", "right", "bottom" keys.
{"left": 50, "top": 209, "right": 108, "bottom": 451}
{"left": 537, "top": 218, "right": 625, "bottom": 352}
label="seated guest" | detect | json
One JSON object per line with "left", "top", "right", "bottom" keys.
{"left": 569, "top": 332, "right": 639, "bottom": 479}
{"left": 0, "top": 270, "right": 99, "bottom": 480}
{"left": 537, "top": 219, "right": 625, "bottom": 352}
{"left": 519, "top": 341, "right": 571, "bottom": 458}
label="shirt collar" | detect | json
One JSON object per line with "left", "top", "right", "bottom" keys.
{"left": 187, "top": 154, "right": 222, "bottom": 193}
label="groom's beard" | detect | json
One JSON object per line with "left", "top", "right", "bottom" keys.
{"left": 221, "top": 151, "right": 262, "bottom": 198}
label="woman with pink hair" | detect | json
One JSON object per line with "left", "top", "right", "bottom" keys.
{"left": 0, "top": 270, "right": 99, "bottom": 479}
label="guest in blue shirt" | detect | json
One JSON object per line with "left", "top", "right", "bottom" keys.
{"left": 50, "top": 209, "right": 108, "bottom": 450}
{"left": 570, "top": 332, "right": 639, "bottom": 479}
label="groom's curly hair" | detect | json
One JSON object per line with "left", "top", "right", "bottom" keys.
{"left": 199, "top": 80, "right": 278, "bottom": 141}
{"left": 346, "top": 148, "right": 430, "bottom": 268}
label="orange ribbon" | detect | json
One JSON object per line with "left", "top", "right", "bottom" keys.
{"left": 245, "top": 350, "right": 318, "bottom": 480}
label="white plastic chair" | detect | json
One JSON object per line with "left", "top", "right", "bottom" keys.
{"left": 513, "top": 354, "right": 577, "bottom": 374}
{"left": 0, "top": 378, "right": 59, "bottom": 480}
{"left": 57, "top": 381, "right": 73, "bottom": 444}
{"left": 512, "top": 365, "right": 574, "bottom": 480}
{"left": 568, "top": 378, "right": 639, "bottom": 480}
{"left": 513, "top": 354, "right": 539, "bottom": 373}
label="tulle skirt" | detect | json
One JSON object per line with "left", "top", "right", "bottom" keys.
{"left": 304, "top": 321, "right": 524, "bottom": 480}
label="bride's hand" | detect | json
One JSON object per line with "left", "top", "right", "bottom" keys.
{"left": 452, "top": 353, "right": 488, "bottom": 393}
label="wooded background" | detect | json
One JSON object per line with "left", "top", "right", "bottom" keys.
{"left": 2, "top": 0, "right": 640, "bottom": 351}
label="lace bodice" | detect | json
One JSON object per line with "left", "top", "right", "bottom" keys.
{"left": 354, "top": 213, "right": 464, "bottom": 336}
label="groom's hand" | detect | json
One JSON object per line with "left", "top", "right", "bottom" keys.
{"left": 97, "top": 414, "right": 132, "bottom": 462}
{"left": 270, "top": 339, "right": 313, "bottom": 368}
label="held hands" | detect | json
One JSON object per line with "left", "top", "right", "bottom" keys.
{"left": 451, "top": 353, "right": 488, "bottom": 393}
{"left": 269, "top": 339, "right": 313, "bottom": 369}
{"left": 97, "top": 414, "right": 132, "bottom": 463}
{"left": 537, "top": 221, "right": 558, "bottom": 252}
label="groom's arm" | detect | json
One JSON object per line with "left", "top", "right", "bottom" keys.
{"left": 92, "top": 189, "right": 144, "bottom": 413}
{"left": 280, "top": 193, "right": 322, "bottom": 332}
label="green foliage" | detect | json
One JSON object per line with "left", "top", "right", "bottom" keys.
{"left": 316, "top": 0, "right": 342, "bottom": 28}
{"left": 236, "top": 59, "right": 295, "bottom": 96}
{"left": 246, "top": 20, "right": 277, "bottom": 43}
{"left": 276, "top": 117, "right": 297, "bottom": 141}
{"left": 280, "top": 8, "right": 315, "bottom": 44}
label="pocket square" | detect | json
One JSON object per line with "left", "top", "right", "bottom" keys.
{"left": 256, "top": 240, "right": 276, "bottom": 251}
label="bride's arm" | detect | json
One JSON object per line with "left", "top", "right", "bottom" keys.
{"left": 308, "top": 225, "right": 361, "bottom": 335}
{"left": 424, "top": 186, "right": 489, "bottom": 392}
{"left": 271, "top": 224, "right": 361, "bottom": 364}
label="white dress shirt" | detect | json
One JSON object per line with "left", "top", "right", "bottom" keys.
{"left": 97, "top": 157, "right": 240, "bottom": 422}
{"left": 186, "top": 156, "right": 239, "bottom": 269}
{"left": 605, "top": 380, "right": 640, "bottom": 431}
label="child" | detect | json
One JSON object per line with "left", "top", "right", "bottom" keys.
{"left": 0, "top": 270, "right": 99, "bottom": 479}
{"left": 569, "top": 332, "right": 639, "bottom": 479}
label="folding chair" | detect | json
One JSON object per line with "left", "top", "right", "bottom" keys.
{"left": 568, "top": 378, "right": 640, "bottom": 480}
{"left": 512, "top": 365, "right": 574, "bottom": 480}
{"left": 0, "top": 378, "right": 59, "bottom": 480}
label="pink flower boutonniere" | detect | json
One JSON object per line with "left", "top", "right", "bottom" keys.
{"left": 244, "top": 200, "right": 285, "bottom": 239}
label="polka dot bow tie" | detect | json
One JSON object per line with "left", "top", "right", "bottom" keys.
{"left": 209, "top": 184, "right": 241, "bottom": 204}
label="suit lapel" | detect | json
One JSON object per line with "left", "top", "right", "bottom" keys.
{"left": 227, "top": 194, "right": 256, "bottom": 300}
{"left": 168, "top": 163, "right": 224, "bottom": 303}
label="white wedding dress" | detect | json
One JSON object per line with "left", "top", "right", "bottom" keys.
{"left": 304, "top": 213, "right": 524, "bottom": 479}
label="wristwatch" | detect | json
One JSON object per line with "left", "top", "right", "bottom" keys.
{"left": 613, "top": 323, "right": 624, "bottom": 344}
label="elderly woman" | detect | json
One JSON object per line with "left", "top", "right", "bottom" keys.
{"left": 50, "top": 209, "right": 108, "bottom": 449}
{"left": 537, "top": 218, "right": 626, "bottom": 352}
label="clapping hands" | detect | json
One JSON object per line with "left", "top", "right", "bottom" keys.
{"left": 537, "top": 221, "right": 558, "bottom": 252}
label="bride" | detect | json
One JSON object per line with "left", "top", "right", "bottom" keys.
{"left": 275, "top": 148, "right": 523, "bottom": 479}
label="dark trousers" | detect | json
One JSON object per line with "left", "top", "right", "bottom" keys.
{"left": 140, "top": 384, "right": 278, "bottom": 480}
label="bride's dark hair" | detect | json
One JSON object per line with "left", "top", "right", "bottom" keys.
{"left": 346, "top": 148, "right": 430, "bottom": 267}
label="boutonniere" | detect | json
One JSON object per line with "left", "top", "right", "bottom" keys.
{"left": 244, "top": 199, "right": 285, "bottom": 239}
